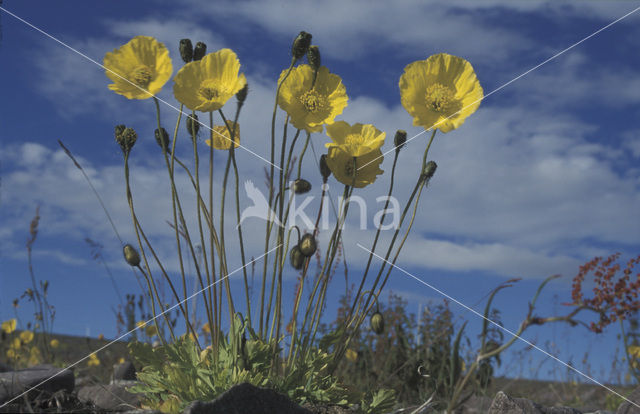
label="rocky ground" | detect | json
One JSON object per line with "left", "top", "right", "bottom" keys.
{"left": 1, "top": 332, "right": 638, "bottom": 413}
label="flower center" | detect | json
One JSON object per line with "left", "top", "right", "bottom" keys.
{"left": 131, "top": 66, "right": 153, "bottom": 87}
{"left": 425, "top": 83, "right": 455, "bottom": 113}
{"left": 198, "top": 80, "right": 228, "bottom": 101}
{"left": 300, "top": 90, "right": 326, "bottom": 113}
{"left": 344, "top": 133, "right": 365, "bottom": 149}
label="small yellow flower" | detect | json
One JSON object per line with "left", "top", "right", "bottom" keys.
{"left": 11, "top": 338, "right": 21, "bottom": 349}
{"left": 50, "top": 339, "right": 60, "bottom": 349}
{"left": 118, "top": 357, "right": 126, "bottom": 364}
{"left": 20, "top": 330, "right": 34, "bottom": 344}
{"left": 278, "top": 65, "right": 348, "bottom": 133}
{"left": 325, "top": 121, "right": 385, "bottom": 157}
{"left": 326, "top": 147, "right": 384, "bottom": 188}
{"left": 98, "top": 333, "right": 104, "bottom": 340}
{"left": 173, "top": 49, "right": 247, "bottom": 112}
{"left": 201, "top": 323, "right": 211, "bottom": 334}
{"left": 629, "top": 345, "right": 640, "bottom": 359}
{"left": 104, "top": 36, "right": 173, "bottom": 100}
{"left": 345, "top": 348, "right": 358, "bottom": 362}
{"left": 205, "top": 121, "right": 240, "bottom": 150}
{"left": 6, "top": 348, "right": 16, "bottom": 359}
{"left": 399, "top": 53, "right": 483, "bottom": 133}
{"left": 136, "top": 320, "right": 146, "bottom": 329}
{"left": 29, "top": 347, "right": 42, "bottom": 365}
{"left": 88, "top": 353, "right": 100, "bottom": 367}
{"left": 1, "top": 319, "right": 16, "bottom": 334}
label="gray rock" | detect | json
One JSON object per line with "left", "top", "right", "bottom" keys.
{"left": 618, "top": 387, "right": 640, "bottom": 413}
{"left": 488, "top": 391, "right": 582, "bottom": 414}
{"left": 77, "top": 382, "right": 141, "bottom": 412}
{"left": 113, "top": 360, "right": 137, "bottom": 381}
{"left": 0, "top": 362, "right": 11, "bottom": 373}
{"left": 0, "top": 364, "right": 74, "bottom": 404}
{"left": 182, "top": 382, "right": 313, "bottom": 414}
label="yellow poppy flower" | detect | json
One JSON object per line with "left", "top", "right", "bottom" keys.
{"left": 399, "top": 53, "right": 483, "bottom": 133}
{"left": 50, "top": 339, "right": 60, "bottom": 349}
{"left": 326, "top": 147, "right": 383, "bottom": 188}
{"left": 29, "top": 347, "right": 42, "bottom": 365}
{"left": 104, "top": 36, "right": 173, "bottom": 100}
{"left": 88, "top": 353, "right": 100, "bottom": 367}
{"left": 325, "top": 121, "right": 385, "bottom": 157}
{"left": 20, "top": 330, "right": 34, "bottom": 344}
{"left": 173, "top": 49, "right": 247, "bottom": 112}
{"left": 345, "top": 348, "right": 358, "bottom": 362}
{"left": 205, "top": 121, "right": 240, "bottom": 150}
{"left": 118, "top": 357, "right": 126, "bottom": 364}
{"left": 201, "top": 323, "right": 211, "bottom": 334}
{"left": 6, "top": 348, "right": 16, "bottom": 359}
{"left": 278, "top": 65, "right": 348, "bottom": 133}
{"left": 1, "top": 318, "right": 16, "bottom": 334}
{"left": 11, "top": 338, "right": 21, "bottom": 349}
{"left": 629, "top": 345, "right": 640, "bottom": 359}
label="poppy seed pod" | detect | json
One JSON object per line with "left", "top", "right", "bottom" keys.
{"left": 298, "top": 234, "right": 317, "bottom": 257}
{"left": 394, "top": 130, "right": 407, "bottom": 151}
{"left": 319, "top": 154, "right": 331, "bottom": 183}
{"left": 123, "top": 244, "right": 141, "bottom": 267}
{"left": 155, "top": 127, "right": 171, "bottom": 153}
{"left": 179, "top": 39, "right": 193, "bottom": 63}
{"left": 306, "top": 45, "right": 321, "bottom": 70}
{"left": 186, "top": 113, "right": 200, "bottom": 137}
{"left": 291, "top": 31, "right": 312, "bottom": 61}
{"left": 193, "top": 42, "right": 207, "bottom": 61}
{"left": 290, "top": 246, "right": 305, "bottom": 270}
{"left": 117, "top": 127, "right": 138, "bottom": 154}
{"left": 370, "top": 311, "right": 385, "bottom": 335}
{"left": 292, "top": 178, "right": 311, "bottom": 194}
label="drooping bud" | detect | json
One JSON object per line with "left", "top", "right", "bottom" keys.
{"left": 394, "top": 130, "right": 407, "bottom": 152}
{"left": 421, "top": 161, "right": 437, "bottom": 186}
{"left": 370, "top": 311, "right": 385, "bottom": 335}
{"left": 123, "top": 244, "right": 141, "bottom": 267}
{"left": 236, "top": 83, "right": 249, "bottom": 106}
{"left": 291, "top": 31, "right": 312, "bottom": 61}
{"left": 306, "top": 45, "right": 321, "bottom": 70}
{"left": 292, "top": 178, "right": 311, "bottom": 194}
{"left": 186, "top": 113, "right": 200, "bottom": 137}
{"left": 290, "top": 246, "right": 305, "bottom": 270}
{"left": 319, "top": 154, "right": 331, "bottom": 183}
{"left": 193, "top": 42, "right": 207, "bottom": 61}
{"left": 298, "top": 234, "right": 317, "bottom": 257}
{"left": 155, "top": 127, "right": 171, "bottom": 153}
{"left": 179, "top": 39, "right": 193, "bottom": 63}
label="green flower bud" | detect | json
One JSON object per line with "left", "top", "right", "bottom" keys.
{"left": 290, "top": 246, "right": 305, "bottom": 270}
{"left": 291, "top": 31, "right": 312, "bottom": 61}
{"left": 370, "top": 311, "right": 385, "bottom": 335}
{"left": 116, "top": 126, "right": 138, "bottom": 154}
{"left": 394, "top": 130, "right": 407, "bottom": 152}
{"left": 421, "top": 160, "right": 437, "bottom": 186}
{"left": 123, "top": 244, "right": 141, "bottom": 267}
{"left": 193, "top": 42, "right": 207, "bottom": 61}
{"left": 179, "top": 39, "right": 193, "bottom": 63}
{"left": 155, "top": 127, "right": 171, "bottom": 153}
{"left": 186, "top": 113, "right": 200, "bottom": 137}
{"left": 306, "top": 45, "right": 321, "bottom": 70}
{"left": 298, "top": 234, "right": 317, "bottom": 257}
{"left": 319, "top": 154, "right": 331, "bottom": 183}
{"left": 236, "top": 83, "right": 249, "bottom": 106}
{"left": 292, "top": 178, "right": 311, "bottom": 194}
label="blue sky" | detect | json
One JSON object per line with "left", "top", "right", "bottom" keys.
{"left": 1, "top": 0, "right": 640, "bottom": 384}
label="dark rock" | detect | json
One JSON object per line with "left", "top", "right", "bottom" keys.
{"left": 77, "top": 383, "right": 141, "bottom": 412}
{"left": 0, "top": 364, "right": 74, "bottom": 404}
{"left": 488, "top": 391, "right": 582, "bottom": 414}
{"left": 182, "top": 382, "right": 313, "bottom": 414}
{"left": 0, "top": 362, "right": 11, "bottom": 373}
{"left": 113, "top": 360, "right": 137, "bottom": 381}
{"left": 618, "top": 386, "right": 640, "bottom": 413}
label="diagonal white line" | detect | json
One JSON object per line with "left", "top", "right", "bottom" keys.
{"left": 358, "top": 5, "right": 640, "bottom": 171}
{"left": 356, "top": 242, "right": 640, "bottom": 409}
{"left": 0, "top": 244, "right": 282, "bottom": 409}
{"left": 0, "top": 6, "right": 281, "bottom": 171}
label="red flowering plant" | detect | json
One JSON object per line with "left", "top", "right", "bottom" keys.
{"left": 565, "top": 253, "right": 640, "bottom": 381}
